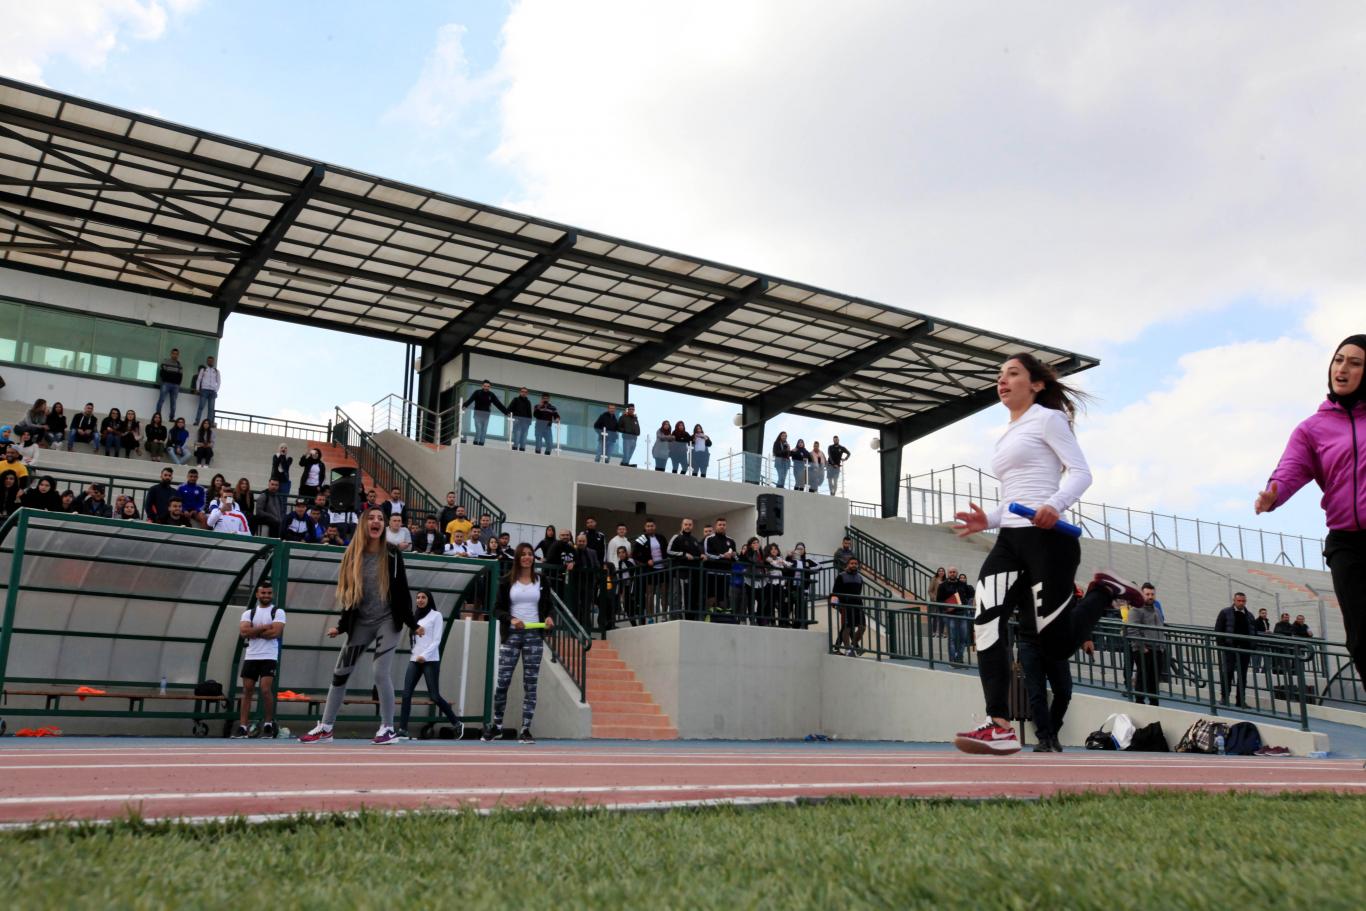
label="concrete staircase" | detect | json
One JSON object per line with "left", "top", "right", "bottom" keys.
{"left": 586, "top": 641, "right": 677, "bottom": 740}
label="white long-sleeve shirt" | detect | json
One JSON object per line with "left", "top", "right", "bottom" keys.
{"left": 410, "top": 610, "right": 443, "bottom": 663}
{"left": 986, "top": 404, "right": 1092, "bottom": 529}
{"left": 208, "top": 505, "right": 251, "bottom": 535}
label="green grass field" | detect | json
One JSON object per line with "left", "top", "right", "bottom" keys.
{"left": 3, "top": 794, "right": 1362, "bottom": 910}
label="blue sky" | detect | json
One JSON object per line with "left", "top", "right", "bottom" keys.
{"left": 6, "top": 1, "right": 1360, "bottom": 549}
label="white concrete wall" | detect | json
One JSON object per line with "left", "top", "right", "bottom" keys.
{"left": 450, "top": 352, "right": 627, "bottom": 405}
{"left": 0, "top": 266, "right": 220, "bottom": 333}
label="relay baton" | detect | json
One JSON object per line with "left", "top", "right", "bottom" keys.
{"left": 519, "top": 622, "right": 548, "bottom": 630}
{"left": 1008, "top": 502, "right": 1083, "bottom": 538}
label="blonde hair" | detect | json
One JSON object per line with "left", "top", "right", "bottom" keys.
{"left": 336, "top": 507, "right": 390, "bottom": 610}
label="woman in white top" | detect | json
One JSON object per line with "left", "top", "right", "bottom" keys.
{"left": 690, "top": 424, "right": 712, "bottom": 478}
{"left": 397, "top": 590, "right": 462, "bottom": 739}
{"left": 807, "top": 443, "right": 826, "bottom": 493}
{"left": 763, "top": 542, "right": 790, "bottom": 626}
{"left": 487, "top": 542, "right": 555, "bottom": 744}
{"left": 952, "top": 353, "right": 1143, "bottom": 755}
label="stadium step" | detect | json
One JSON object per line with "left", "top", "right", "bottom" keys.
{"left": 587, "top": 643, "right": 677, "bottom": 740}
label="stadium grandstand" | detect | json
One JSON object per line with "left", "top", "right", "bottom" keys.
{"left": 0, "top": 75, "right": 1360, "bottom": 770}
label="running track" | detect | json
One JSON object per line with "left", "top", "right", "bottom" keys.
{"left": 0, "top": 739, "right": 1362, "bottom": 825}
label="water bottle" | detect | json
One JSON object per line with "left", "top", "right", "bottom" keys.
{"left": 1215, "top": 733, "right": 1225, "bottom": 755}
{"left": 159, "top": 675, "right": 167, "bottom": 696}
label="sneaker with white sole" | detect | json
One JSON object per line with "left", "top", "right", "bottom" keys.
{"left": 518, "top": 727, "right": 535, "bottom": 745}
{"left": 230, "top": 724, "right": 250, "bottom": 739}
{"left": 372, "top": 727, "right": 398, "bottom": 745}
{"left": 1091, "top": 570, "right": 1145, "bottom": 608}
{"left": 261, "top": 722, "right": 276, "bottom": 739}
{"left": 299, "top": 724, "right": 333, "bottom": 744}
{"left": 480, "top": 723, "right": 500, "bottom": 742}
{"left": 953, "top": 720, "right": 1021, "bottom": 755}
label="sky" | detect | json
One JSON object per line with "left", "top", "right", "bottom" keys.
{"left": 4, "top": 0, "right": 1363, "bottom": 544}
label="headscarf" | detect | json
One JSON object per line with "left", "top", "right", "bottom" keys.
{"left": 1327, "top": 334, "right": 1366, "bottom": 411}
{"left": 415, "top": 589, "right": 437, "bottom": 620}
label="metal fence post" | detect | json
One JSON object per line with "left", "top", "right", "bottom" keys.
{"left": 0, "top": 511, "right": 29, "bottom": 694}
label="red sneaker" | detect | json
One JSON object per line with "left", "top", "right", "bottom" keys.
{"left": 298, "top": 724, "right": 333, "bottom": 744}
{"left": 1090, "top": 570, "right": 1144, "bottom": 608}
{"left": 954, "top": 720, "right": 1021, "bottom": 755}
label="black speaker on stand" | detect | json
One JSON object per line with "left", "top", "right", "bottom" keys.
{"left": 328, "top": 468, "right": 359, "bottom": 513}
{"left": 756, "top": 493, "right": 784, "bottom": 538}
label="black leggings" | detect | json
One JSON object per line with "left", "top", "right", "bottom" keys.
{"left": 399, "top": 660, "right": 460, "bottom": 732}
{"left": 973, "top": 526, "right": 1110, "bottom": 719}
{"left": 1325, "top": 530, "right": 1366, "bottom": 681}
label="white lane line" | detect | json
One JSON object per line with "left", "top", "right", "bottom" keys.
{"left": 2, "top": 779, "right": 1364, "bottom": 808}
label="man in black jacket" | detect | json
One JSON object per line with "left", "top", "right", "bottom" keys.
{"left": 508, "top": 386, "right": 533, "bottom": 451}
{"left": 463, "top": 380, "right": 508, "bottom": 446}
{"left": 826, "top": 436, "right": 850, "bottom": 496}
{"left": 667, "top": 518, "right": 704, "bottom": 619}
{"left": 582, "top": 516, "right": 606, "bottom": 563}
{"left": 413, "top": 516, "right": 445, "bottom": 554}
{"left": 632, "top": 519, "right": 669, "bottom": 623}
{"left": 617, "top": 404, "right": 641, "bottom": 466}
{"left": 144, "top": 467, "right": 177, "bottom": 524}
{"left": 703, "top": 517, "right": 737, "bottom": 612}
{"left": 1214, "top": 593, "right": 1255, "bottom": 707}
{"left": 935, "top": 566, "right": 975, "bottom": 665}
{"left": 532, "top": 394, "right": 560, "bottom": 455}
{"left": 254, "top": 478, "right": 284, "bottom": 538}
{"left": 68, "top": 402, "right": 99, "bottom": 452}
{"left": 156, "top": 348, "right": 183, "bottom": 420}
{"left": 438, "top": 491, "right": 460, "bottom": 534}
{"left": 831, "top": 556, "right": 866, "bottom": 655}
{"left": 593, "top": 403, "right": 619, "bottom": 463}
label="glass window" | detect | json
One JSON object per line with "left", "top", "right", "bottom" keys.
{"left": 167, "top": 332, "right": 219, "bottom": 387}
{"left": 20, "top": 307, "right": 93, "bottom": 373}
{"left": 0, "top": 299, "right": 20, "bottom": 363}
{"left": 92, "top": 318, "right": 158, "bottom": 382}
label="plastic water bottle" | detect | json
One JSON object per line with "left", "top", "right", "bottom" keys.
{"left": 159, "top": 675, "right": 167, "bottom": 696}
{"left": 1215, "top": 734, "right": 1225, "bottom": 755}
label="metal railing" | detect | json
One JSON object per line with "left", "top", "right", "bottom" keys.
{"left": 370, "top": 394, "right": 457, "bottom": 449}
{"left": 845, "top": 524, "right": 938, "bottom": 601}
{"left": 458, "top": 478, "right": 506, "bottom": 533}
{"left": 828, "top": 595, "right": 1361, "bottom": 729}
{"left": 713, "top": 450, "right": 849, "bottom": 496}
{"left": 332, "top": 406, "right": 443, "bottom": 523}
{"left": 545, "top": 588, "right": 592, "bottom": 703}
{"left": 603, "top": 561, "right": 827, "bottom": 628}
{"left": 213, "top": 410, "right": 329, "bottom": 441}
{"left": 905, "top": 464, "right": 1328, "bottom": 571}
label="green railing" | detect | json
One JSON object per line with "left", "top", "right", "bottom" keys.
{"left": 545, "top": 587, "right": 592, "bottom": 703}
{"left": 845, "top": 524, "right": 938, "bottom": 600}
{"left": 0, "top": 508, "right": 497, "bottom": 736}
{"left": 459, "top": 477, "right": 506, "bottom": 532}
{"left": 826, "top": 595, "right": 1360, "bottom": 730}
{"left": 603, "top": 562, "right": 825, "bottom": 628}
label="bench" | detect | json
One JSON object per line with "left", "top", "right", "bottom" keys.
{"left": 2, "top": 686, "right": 232, "bottom": 737}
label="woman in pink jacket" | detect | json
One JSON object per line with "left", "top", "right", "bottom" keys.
{"left": 1257, "top": 334, "right": 1366, "bottom": 679}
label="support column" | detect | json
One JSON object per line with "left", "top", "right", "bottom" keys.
{"left": 878, "top": 425, "right": 904, "bottom": 518}
{"left": 740, "top": 400, "right": 767, "bottom": 484}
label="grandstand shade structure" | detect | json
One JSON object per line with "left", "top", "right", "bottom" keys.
{"left": 0, "top": 77, "right": 1096, "bottom": 514}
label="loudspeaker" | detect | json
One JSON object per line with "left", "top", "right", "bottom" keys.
{"left": 328, "top": 477, "right": 358, "bottom": 513}
{"left": 756, "top": 493, "right": 784, "bottom": 537}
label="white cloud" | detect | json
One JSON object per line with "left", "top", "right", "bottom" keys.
{"left": 0, "top": 0, "right": 197, "bottom": 84}
{"left": 383, "top": 23, "right": 502, "bottom": 130}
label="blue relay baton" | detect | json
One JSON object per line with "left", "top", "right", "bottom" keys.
{"left": 1008, "top": 502, "right": 1083, "bottom": 538}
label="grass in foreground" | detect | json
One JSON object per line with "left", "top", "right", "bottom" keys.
{"left": 3, "top": 793, "right": 1363, "bottom": 910}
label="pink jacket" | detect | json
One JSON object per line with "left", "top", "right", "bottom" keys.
{"left": 1269, "top": 398, "right": 1365, "bottom": 531}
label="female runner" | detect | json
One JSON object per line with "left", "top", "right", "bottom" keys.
{"left": 953, "top": 353, "right": 1142, "bottom": 754}
{"left": 300, "top": 506, "right": 417, "bottom": 744}
{"left": 1256, "top": 335, "right": 1366, "bottom": 680}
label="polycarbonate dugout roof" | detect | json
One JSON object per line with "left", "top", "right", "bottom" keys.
{"left": 0, "top": 77, "right": 1097, "bottom": 433}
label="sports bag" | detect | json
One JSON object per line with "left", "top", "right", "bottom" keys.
{"left": 1084, "top": 713, "right": 1136, "bottom": 750}
{"left": 1176, "top": 719, "right": 1229, "bottom": 753}
{"left": 1085, "top": 728, "right": 1118, "bottom": 750}
{"left": 1223, "top": 721, "right": 1263, "bottom": 756}
{"left": 1126, "top": 721, "right": 1170, "bottom": 752}
{"left": 193, "top": 679, "right": 223, "bottom": 697}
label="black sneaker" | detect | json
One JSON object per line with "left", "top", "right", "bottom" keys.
{"left": 518, "top": 727, "right": 535, "bottom": 745}
{"left": 480, "top": 723, "right": 500, "bottom": 742}
{"left": 231, "top": 725, "right": 249, "bottom": 739}
{"left": 1032, "top": 740, "right": 1051, "bottom": 752}
{"left": 1050, "top": 736, "right": 1065, "bottom": 752}
{"left": 262, "top": 722, "right": 277, "bottom": 739}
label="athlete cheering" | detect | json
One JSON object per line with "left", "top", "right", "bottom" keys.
{"left": 1256, "top": 335, "right": 1366, "bottom": 681}
{"left": 953, "top": 353, "right": 1143, "bottom": 755}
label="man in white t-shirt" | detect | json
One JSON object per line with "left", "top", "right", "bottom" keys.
{"left": 445, "top": 528, "right": 471, "bottom": 557}
{"left": 235, "top": 580, "right": 286, "bottom": 738}
{"left": 606, "top": 523, "right": 632, "bottom": 571}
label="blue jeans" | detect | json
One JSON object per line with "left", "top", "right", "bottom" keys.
{"left": 596, "top": 431, "right": 618, "bottom": 462}
{"left": 67, "top": 429, "right": 97, "bottom": 451}
{"left": 827, "top": 466, "right": 841, "bottom": 495}
{"left": 534, "top": 420, "right": 554, "bottom": 454}
{"left": 194, "top": 390, "right": 217, "bottom": 425}
{"left": 691, "top": 450, "right": 710, "bottom": 477}
{"left": 471, "top": 411, "right": 490, "bottom": 445}
{"left": 620, "top": 434, "right": 638, "bottom": 466}
{"left": 511, "top": 417, "right": 531, "bottom": 451}
{"left": 774, "top": 457, "right": 790, "bottom": 487}
{"left": 948, "top": 615, "right": 970, "bottom": 663}
{"left": 156, "top": 383, "right": 179, "bottom": 420}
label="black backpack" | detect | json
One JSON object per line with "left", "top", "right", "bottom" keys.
{"left": 1126, "top": 721, "right": 1170, "bottom": 752}
{"left": 193, "top": 680, "right": 223, "bottom": 697}
{"left": 1223, "top": 721, "right": 1263, "bottom": 756}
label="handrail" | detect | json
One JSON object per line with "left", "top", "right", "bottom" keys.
{"left": 333, "top": 406, "right": 441, "bottom": 520}
{"left": 905, "top": 463, "right": 1328, "bottom": 571}
{"left": 212, "top": 410, "right": 329, "bottom": 440}
{"left": 545, "top": 588, "right": 591, "bottom": 703}
{"left": 370, "top": 394, "right": 457, "bottom": 448}
{"left": 458, "top": 477, "right": 507, "bottom": 531}
{"left": 845, "top": 524, "right": 937, "bottom": 600}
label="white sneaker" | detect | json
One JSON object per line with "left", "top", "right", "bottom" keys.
{"left": 299, "top": 724, "right": 333, "bottom": 744}
{"left": 372, "top": 727, "right": 398, "bottom": 745}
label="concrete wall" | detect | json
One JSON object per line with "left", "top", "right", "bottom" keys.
{"left": 610, "top": 622, "right": 826, "bottom": 739}
{"left": 0, "top": 267, "right": 219, "bottom": 333}
{"left": 451, "top": 352, "right": 627, "bottom": 405}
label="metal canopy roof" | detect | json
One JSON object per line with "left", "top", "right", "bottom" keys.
{"left": 0, "top": 77, "right": 1097, "bottom": 434}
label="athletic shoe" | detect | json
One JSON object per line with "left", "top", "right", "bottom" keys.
{"left": 480, "top": 723, "right": 500, "bottom": 742}
{"left": 953, "top": 720, "right": 1021, "bottom": 755}
{"left": 262, "top": 722, "right": 276, "bottom": 739}
{"left": 395, "top": 729, "right": 411, "bottom": 741}
{"left": 372, "top": 727, "right": 398, "bottom": 745}
{"left": 1091, "top": 570, "right": 1145, "bottom": 608}
{"left": 299, "top": 724, "right": 333, "bottom": 744}
{"left": 518, "top": 727, "right": 536, "bottom": 745}
{"left": 1032, "top": 739, "right": 1051, "bottom": 752}
{"left": 230, "top": 724, "right": 250, "bottom": 739}
{"left": 1049, "top": 735, "right": 1064, "bottom": 752}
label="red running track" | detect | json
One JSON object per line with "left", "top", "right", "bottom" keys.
{"left": 0, "top": 740, "right": 1362, "bottom": 825}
